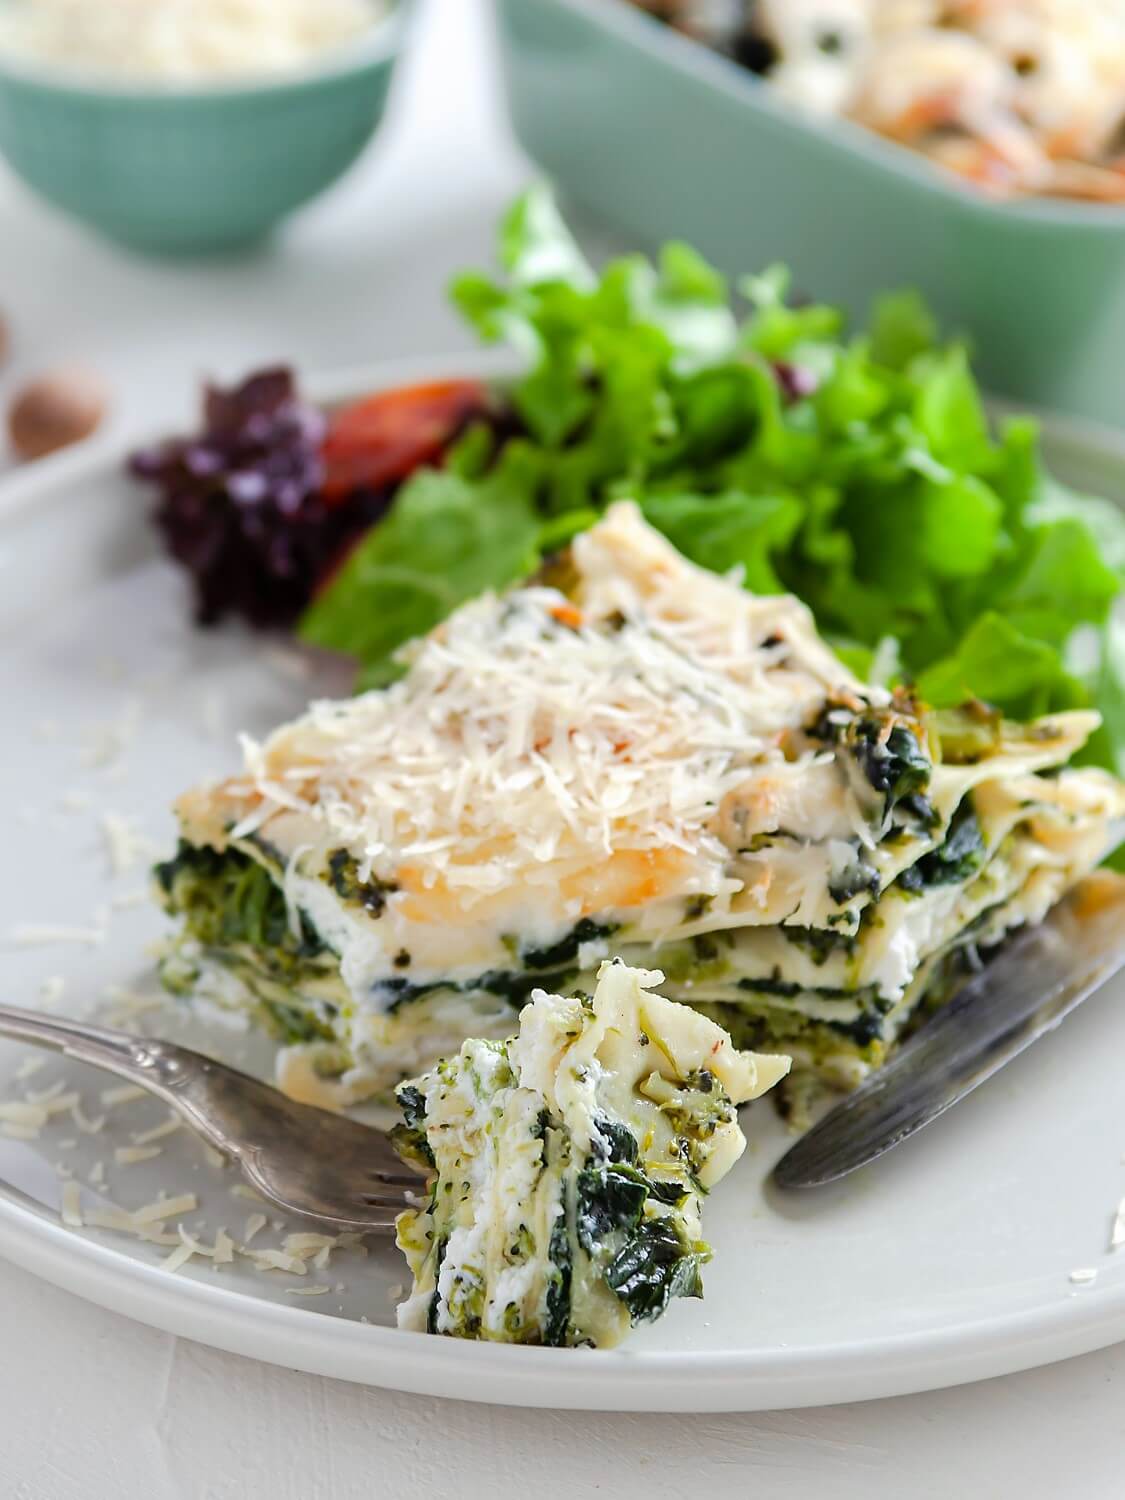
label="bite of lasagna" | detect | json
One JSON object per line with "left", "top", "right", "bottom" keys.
{"left": 391, "top": 958, "right": 789, "bottom": 1346}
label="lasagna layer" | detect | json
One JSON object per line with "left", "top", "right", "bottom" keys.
{"left": 154, "top": 504, "right": 1125, "bottom": 1104}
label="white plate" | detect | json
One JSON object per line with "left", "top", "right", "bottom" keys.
{"left": 2, "top": 353, "right": 1125, "bottom": 1413}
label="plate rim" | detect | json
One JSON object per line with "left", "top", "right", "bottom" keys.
{"left": 3, "top": 347, "right": 1125, "bottom": 1412}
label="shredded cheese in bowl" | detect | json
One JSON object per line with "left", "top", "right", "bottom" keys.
{"left": 0, "top": 0, "right": 389, "bottom": 82}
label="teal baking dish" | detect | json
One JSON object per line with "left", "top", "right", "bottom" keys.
{"left": 496, "top": 0, "right": 1125, "bottom": 427}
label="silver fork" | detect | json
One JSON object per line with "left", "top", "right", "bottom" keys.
{"left": 0, "top": 1004, "right": 425, "bottom": 1232}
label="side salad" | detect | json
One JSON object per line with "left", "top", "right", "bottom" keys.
{"left": 130, "top": 187, "right": 1125, "bottom": 784}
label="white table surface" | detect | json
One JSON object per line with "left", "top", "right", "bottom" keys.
{"left": 3, "top": 2, "right": 1125, "bottom": 1494}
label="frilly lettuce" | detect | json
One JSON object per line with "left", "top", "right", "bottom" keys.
{"left": 299, "top": 187, "right": 1125, "bottom": 778}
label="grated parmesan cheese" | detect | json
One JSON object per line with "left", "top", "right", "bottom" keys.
{"left": 24, "top": 1080, "right": 65, "bottom": 1107}
{"left": 84, "top": 1206, "right": 176, "bottom": 1245}
{"left": 101, "top": 1084, "right": 146, "bottom": 1107}
{"left": 282, "top": 1232, "right": 339, "bottom": 1256}
{"left": 100, "top": 813, "right": 157, "bottom": 877}
{"left": 70, "top": 1103, "right": 107, "bottom": 1135}
{"left": 177, "top": 1225, "right": 216, "bottom": 1259}
{"left": 115, "top": 1144, "right": 163, "bottom": 1165}
{"left": 132, "top": 1114, "right": 182, "bottom": 1146}
{"left": 0, "top": 1101, "right": 49, "bottom": 1128}
{"left": 131, "top": 1192, "right": 198, "bottom": 1226}
{"left": 15, "top": 1056, "right": 47, "bottom": 1082}
{"left": 39, "top": 976, "right": 66, "bottom": 1007}
{"left": 42, "top": 1091, "right": 80, "bottom": 1117}
{"left": 60, "top": 1181, "right": 83, "bottom": 1227}
{"left": 230, "top": 1185, "right": 267, "bottom": 1204}
{"left": 246, "top": 1249, "right": 308, "bottom": 1275}
{"left": 284, "top": 1284, "right": 332, "bottom": 1297}
{"left": 161, "top": 1241, "right": 196, "bottom": 1273}
{"left": 1070, "top": 1267, "right": 1098, "bottom": 1285}
{"left": 243, "top": 1213, "right": 268, "bottom": 1245}
{"left": 7, "top": 924, "right": 105, "bottom": 948}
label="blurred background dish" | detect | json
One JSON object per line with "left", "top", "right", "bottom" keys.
{"left": 497, "top": 0, "right": 1125, "bottom": 426}
{"left": 0, "top": 0, "right": 405, "bottom": 255}
{"left": 627, "top": 0, "right": 1125, "bottom": 205}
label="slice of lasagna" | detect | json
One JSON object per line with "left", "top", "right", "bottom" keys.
{"left": 154, "top": 502, "right": 1125, "bottom": 1106}
{"left": 391, "top": 959, "right": 789, "bottom": 1347}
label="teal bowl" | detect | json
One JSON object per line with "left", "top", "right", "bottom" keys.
{"left": 0, "top": 4, "right": 406, "bottom": 255}
{"left": 498, "top": 0, "right": 1125, "bottom": 428}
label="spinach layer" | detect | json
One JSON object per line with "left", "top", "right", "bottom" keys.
{"left": 155, "top": 841, "right": 326, "bottom": 961}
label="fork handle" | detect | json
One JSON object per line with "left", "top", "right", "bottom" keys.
{"left": 0, "top": 1001, "right": 230, "bottom": 1149}
{"left": 0, "top": 1002, "right": 186, "bottom": 1089}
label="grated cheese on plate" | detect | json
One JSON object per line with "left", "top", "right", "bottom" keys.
{"left": 7, "top": 924, "right": 105, "bottom": 948}
{"left": 70, "top": 1103, "right": 107, "bottom": 1135}
{"left": 101, "top": 1084, "right": 146, "bottom": 1107}
{"left": 100, "top": 812, "right": 148, "bottom": 876}
{"left": 0, "top": 1101, "right": 50, "bottom": 1128}
{"left": 132, "top": 1115, "right": 182, "bottom": 1146}
{"left": 161, "top": 1240, "right": 196, "bottom": 1273}
{"left": 230, "top": 1185, "right": 267, "bottom": 1204}
{"left": 60, "top": 1180, "right": 83, "bottom": 1227}
{"left": 23, "top": 1080, "right": 65, "bottom": 1107}
{"left": 115, "top": 1144, "right": 164, "bottom": 1165}
{"left": 131, "top": 1192, "right": 198, "bottom": 1226}
{"left": 246, "top": 1249, "right": 308, "bottom": 1275}
{"left": 243, "top": 1213, "right": 268, "bottom": 1245}
{"left": 38, "top": 976, "right": 66, "bottom": 1007}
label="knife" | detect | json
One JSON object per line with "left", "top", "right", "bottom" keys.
{"left": 772, "top": 871, "right": 1125, "bottom": 1190}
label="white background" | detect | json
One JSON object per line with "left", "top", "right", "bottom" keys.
{"left": 2, "top": 1, "right": 1125, "bottom": 1494}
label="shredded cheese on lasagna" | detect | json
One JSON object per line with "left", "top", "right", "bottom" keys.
{"left": 217, "top": 503, "right": 868, "bottom": 912}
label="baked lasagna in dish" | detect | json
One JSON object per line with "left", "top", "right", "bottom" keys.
{"left": 392, "top": 959, "right": 788, "bottom": 1347}
{"left": 154, "top": 502, "right": 1125, "bottom": 1108}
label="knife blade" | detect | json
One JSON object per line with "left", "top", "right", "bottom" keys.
{"left": 772, "top": 871, "right": 1125, "bottom": 1191}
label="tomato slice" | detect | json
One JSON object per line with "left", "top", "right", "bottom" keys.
{"left": 321, "top": 380, "right": 489, "bottom": 501}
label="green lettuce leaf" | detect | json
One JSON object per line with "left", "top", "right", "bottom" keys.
{"left": 297, "top": 186, "right": 1124, "bottom": 778}
{"left": 298, "top": 448, "right": 543, "bottom": 683}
